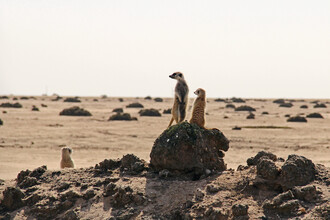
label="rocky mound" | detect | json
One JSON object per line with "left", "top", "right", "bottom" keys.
{"left": 139, "top": 109, "right": 161, "bottom": 117}
{"left": 63, "top": 97, "right": 81, "bottom": 103}
{"left": 287, "top": 116, "right": 307, "bottom": 122}
{"left": 0, "top": 151, "right": 328, "bottom": 219}
{"left": 126, "top": 103, "right": 144, "bottom": 108}
{"left": 0, "top": 102, "right": 22, "bottom": 108}
{"left": 59, "top": 106, "right": 92, "bottom": 116}
{"left": 150, "top": 122, "right": 229, "bottom": 179}
{"left": 306, "top": 113, "right": 323, "bottom": 118}
{"left": 235, "top": 105, "right": 256, "bottom": 111}
{"left": 108, "top": 113, "right": 137, "bottom": 121}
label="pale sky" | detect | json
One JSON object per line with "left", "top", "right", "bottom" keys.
{"left": 1, "top": 0, "right": 329, "bottom": 98}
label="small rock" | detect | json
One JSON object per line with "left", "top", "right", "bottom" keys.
{"left": 292, "top": 185, "right": 319, "bottom": 202}
{"left": 104, "top": 183, "right": 117, "bottom": 197}
{"left": 232, "top": 204, "right": 248, "bottom": 216}
{"left": 257, "top": 158, "right": 280, "bottom": 180}
{"left": 63, "top": 210, "right": 79, "bottom": 220}
{"left": 83, "top": 189, "right": 96, "bottom": 200}
{"left": 279, "top": 154, "right": 316, "bottom": 190}
{"left": 18, "top": 176, "right": 38, "bottom": 188}
{"left": 277, "top": 199, "right": 301, "bottom": 216}
{"left": 194, "top": 189, "right": 204, "bottom": 201}
{"left": 206, "top": 184, "right": 220, "bottom": 194}
{"left": 247, "top": 151, "right": 277, "bottom": 166}
{"left": 1, "top": 187, "right": 25, "bottom": 211}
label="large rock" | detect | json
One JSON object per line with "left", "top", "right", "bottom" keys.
{"left": 1, "top": 187, "right": 25, "bottom": 211}
{"left": 279, "top": 154, "right": 317, "bottom": 190}
{"left": 150, "top": 122, "right": 229, "bottom": 175}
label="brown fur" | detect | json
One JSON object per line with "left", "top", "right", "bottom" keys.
{"left": 60, "top": 147, "right": 74, "bottom": 169}
{"left": 189, "top": 88, "right": 206, "bottom": 128}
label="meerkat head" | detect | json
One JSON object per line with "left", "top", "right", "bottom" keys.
{"left": 194, "top": 88, "right": 206, "bottom": 97}
{"left": 169, "top": 72, "right": 184, "bottom": 80}
{"left": 61, "top": 147, "right": 72, "bottom": 157}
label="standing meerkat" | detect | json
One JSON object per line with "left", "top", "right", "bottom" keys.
{"left": 189, "top": 88, "right": 206, "bottom": 128}
{"left": 168, "top": 72, "right": 189, "bottom": 127}
{"left": 60, "top": 147, "right": 75, "bottom": 169}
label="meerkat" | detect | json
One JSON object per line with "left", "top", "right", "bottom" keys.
{"left": 168, "top": 72, "right": 189, "bottom": 127}
{"left": 189, "top": 88, "right": 206, "bottom": 128}
{"left": 60, "top": 147, "right": 74, "bottom": 169}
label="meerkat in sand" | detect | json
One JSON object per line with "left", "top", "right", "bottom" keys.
{"left": 190, "top": 88, "right": 206, "bottom": 128}
{"left": 60, "top": 147, "right": 74, "bottom": 169}
{"left": 168, "top": 72, "right": 189, "bottom": 127}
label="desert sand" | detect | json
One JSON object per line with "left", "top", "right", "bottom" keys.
{"left": 0, "top": 95, "right": 329, "bottom": 180}
{"left": 0, "top": 95, "right": 330, "bottom": 219}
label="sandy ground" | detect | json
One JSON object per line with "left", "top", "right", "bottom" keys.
{"left": 0, "top": 96, "right": 329, "bottom": 180}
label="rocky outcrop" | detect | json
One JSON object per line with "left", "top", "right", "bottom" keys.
{"left": 150, "top": 122, "right": 229, "bottom": 179}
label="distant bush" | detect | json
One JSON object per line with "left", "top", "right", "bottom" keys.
{"left": 225, "top": 104, "right": 235, "bottom": 109}
{"left": 20, "top": 97, "right": 29, "bottom": 100}
{"left": 247, "top": 113, "right": 255, "bottom": 119}
{"left": 214, "top": 98, "right": 225, "bottom": 102}
{"left": 273, "top": 99, "right": 285, "bottom": 104}
{"left": 0, "top": 118, "right": 3, "bottom": 125}
{"left": 126, "top": 102, "right": 144, "bottom": 108}
{"left": 262, "top": 111, "right": 269, "bottom": 115}
{"left": 235, "top": 105, "right": 256, "bottom": 111}
{"left": 59, "top": 106, "right": 92, "bottom": 116}
{"left": 41, "top": 104, "right": 48, "bottom": 107}
{"left": 163, "top": 108, "right": 171, "bottom": 114}
{"left": 144, "top": 96, "right": 152, "bottom": 100}
{"left": 139, "top": 109, "right": 161, "bottom": 117}
{"left": 287, "top": 116, "right": 307, "bottom": 122}
{"left": 0, "top": 96, "right": 9, "bottom": 99}
{"left": 279, "top": 103, "right": 293, "bottom": 108}
{"left": 109, "top": 113, "right": 137, "bottom": 121}
{"left": 112, "top": 108, "right": 123, "bottom": 113}
{"left": 306, "top": 113, "right": 323, "bottom": 118}
{"left": 314, "top": 103, "right": 327, "bottom": 108}
{"left": 64, "top": 97, "right": 81, "bottom": 103}
{"left": 118, "top": 98, "right": 124, "bottom": 102}
{"left": 154, "top": 98, "right": 163, "bottom": 102}
{"left": 300, "top": 105, "right": 308, "bottom": 109}
{"left": 231, "top": 97, "right": 245, "bottom": 103}
{"left": 51, "top": 96, "right": 62, "bottom": 101}
{"left": 0, "top": 102, "right": 22, "bottom": 108}
{"left": 32, "top": 105, "right": 39, "bottom": 111}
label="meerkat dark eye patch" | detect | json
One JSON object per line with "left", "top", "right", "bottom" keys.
{"left": 178, "top": 73, "right": 182, "bottom": 77}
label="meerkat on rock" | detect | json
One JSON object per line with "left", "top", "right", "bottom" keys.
{"left": 190, "top": 88, "right": 206, "bottom": 128}
{"left": 60, "top": 147, "right": 75, "bottom": 169}
{"left": 168, "top": 72, "right": 189, "bottom": 127}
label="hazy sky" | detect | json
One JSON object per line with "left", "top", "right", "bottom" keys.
{"left": 1, "top": 0, "right": 329, "bottom": 98}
